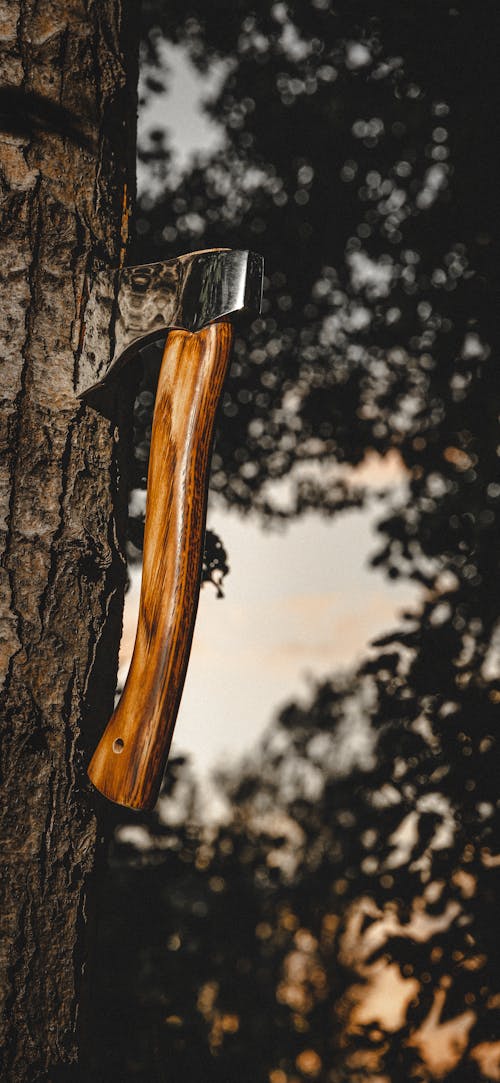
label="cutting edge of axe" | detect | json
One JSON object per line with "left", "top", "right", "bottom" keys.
{"left": 82, "top": 248, "right": 264, "bottom": 811}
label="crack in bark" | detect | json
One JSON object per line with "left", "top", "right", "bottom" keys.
{"left": 36, "top": 408, "right": 84, "bottom": 638}
{"left": 83, "top": 584, "right": 118, "bottom": 705}
{"left": 0, "top": 177, "right": 43, "bottom": 698}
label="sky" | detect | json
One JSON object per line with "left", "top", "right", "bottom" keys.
{"left": 124, "top": 44, "right": 422, "bottom": 783}
{"left": 120, "top": 453, "right": 420, "bottom": 780}
{"left": 138, "top": 39, "right": 226, "bottom": 194}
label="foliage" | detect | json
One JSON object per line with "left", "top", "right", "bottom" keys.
{"left": 134, "top": 0, "right": 497, "bottom": 539}
{"left": 90, "top": 3, "right": 500, "bottom": 1081}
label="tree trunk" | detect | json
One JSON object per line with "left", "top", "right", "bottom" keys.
{"left": 0, "top": 3, "right": 139, "bottom": 1079}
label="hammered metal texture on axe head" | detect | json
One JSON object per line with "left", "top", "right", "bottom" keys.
{"left": 78, "top": 248, "right": 263, "bottom": 398}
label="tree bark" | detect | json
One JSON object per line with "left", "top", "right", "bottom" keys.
{"left": 0, "top": 3, "right": 139, "bottom": 1079}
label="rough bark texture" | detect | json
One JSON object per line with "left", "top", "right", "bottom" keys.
{"left": 0, "top": 3, "right": 139, "bottom": 1079}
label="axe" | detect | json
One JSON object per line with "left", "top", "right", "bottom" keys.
{"left": 79, "top": 249, "right": 264, "bottom": 810}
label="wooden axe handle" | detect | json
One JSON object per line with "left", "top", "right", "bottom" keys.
{"left": 88, "top": 321, "right": 234, "bottom": 810}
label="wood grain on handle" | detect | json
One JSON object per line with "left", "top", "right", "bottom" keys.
{"left": 88, "top": 321, "right": 234, "bottom": 810}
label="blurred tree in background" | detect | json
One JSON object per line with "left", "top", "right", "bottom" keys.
{"left": 89, "top": 2, "right": 500, "bottom": 1080}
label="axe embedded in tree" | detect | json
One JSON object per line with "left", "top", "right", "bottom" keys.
{"left": 79, "top": 249, "right": 264, "bottom": 811}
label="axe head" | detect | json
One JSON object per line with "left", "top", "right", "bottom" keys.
{"left": 77, "top": 248, "right": 263, "bottom": 398}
